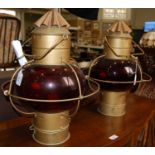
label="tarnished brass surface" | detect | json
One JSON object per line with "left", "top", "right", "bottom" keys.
{"left": 33, "top": 111, "right": 70, "bottom": 145}
{"left": 32, "top": 26, "right": 70, "bottom": 35}
{"left": 105, "top": 33, "right": 132, "bottom": 60}
{"left": 32, "top": 26, "right": 71, "bottom": 65}
{"left": 98, "top": 90, "right": 128, "bottom": 116}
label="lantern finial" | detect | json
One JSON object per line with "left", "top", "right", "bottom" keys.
{"left": 34, "top": 9, "right": 70, "bottom": 28}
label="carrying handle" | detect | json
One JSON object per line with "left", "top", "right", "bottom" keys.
{"left": 104, "top": 36, "right": 145, "bottom": 58}
{"left": 4, "top": 34, "right": 99, "bottom": 117}
{"left": 131, "top": 55, "right": 152, "bottom": 83}
{"left": 132, "top": 40, "right": 145, "bottom": 56}
{"left": 104, "top": 36, "right": 130, "bottom": 58}
{"left": 4, "top": 35, "right": 69, "bottom": 116}
{"left": 23, "top": 35, "right": 69, "bottom": 60}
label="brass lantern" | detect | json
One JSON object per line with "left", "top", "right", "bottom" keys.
{"left": 139, "top": 30, "right": 155, "bottom": 75}
{"left": 2, "top": 9, "right": 99, "bottom": 145}
{"left": 89, "top": 21, "right": 151, "bottom": 116}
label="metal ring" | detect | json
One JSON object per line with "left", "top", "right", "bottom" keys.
{"left": 5, "top": 60, "right": 100, "bottom": 116}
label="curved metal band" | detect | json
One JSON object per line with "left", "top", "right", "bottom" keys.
{"left": 88, "top": 55, "right": 152, "bottom": 85}
{"left": 90, "top": 72, "right": 151, "bottom": 84}
{"left": 5, "top": 61, "right": 100, "bottom": 116}
{"left": 132, "top": 40, "right": 145, "bottom": 56}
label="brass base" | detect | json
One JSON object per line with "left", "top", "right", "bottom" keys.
{"left": 32, "top": 111, "right": 70, "bottom": 146}
{"left": 98, "top": 90, "right": 127, "bottom": 116}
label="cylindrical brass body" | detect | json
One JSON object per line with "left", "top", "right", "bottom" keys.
{"left": 32, "top": 111, "right": 70, "bottom": 145}
{"left": 98, "top": 33, "right": 132, "bottom": 116}
{"left": 32, "top": 26, "right": 71, "bottom": 65}
{"left": 105, "top": 33, "right": 132, "bottom": 60}
{"left": 98, "top": 90, "right": 127, "bottom": 116}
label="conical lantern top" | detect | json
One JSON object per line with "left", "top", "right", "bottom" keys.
{"left": 34, "top": 9, "right": 70, "bottom": 28}
{"left": 107, "top": 20, "right": 132, "bottom": 34}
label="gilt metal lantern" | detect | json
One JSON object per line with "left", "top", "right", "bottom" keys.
{"left": 139, "top": 30, "right": 155, "bottom": 75}
{"left": 2, "top": 10, "right": 99, "bottom": 145}
{"left": 89, "top": 21, "right": 151, "bottom": 116}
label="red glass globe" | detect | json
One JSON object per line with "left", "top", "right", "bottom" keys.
{"left": 12, "top": 64, "right": 89, "bottom": 113}
{"left": 90, "top": 57, "right": 141, "bottom": 91}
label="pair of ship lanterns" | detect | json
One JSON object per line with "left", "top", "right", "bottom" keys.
{"left": 2, "top": 10, "right": 151, "bottom": 145}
